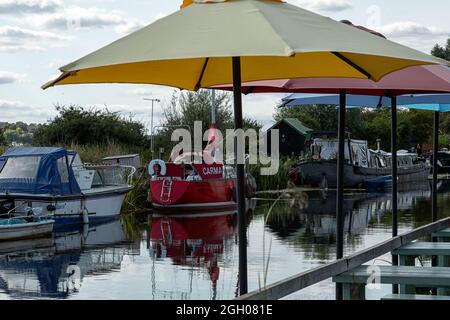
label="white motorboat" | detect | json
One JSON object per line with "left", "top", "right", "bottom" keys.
{"left": 0, "top": 147, "right": 134, "bottom": 226}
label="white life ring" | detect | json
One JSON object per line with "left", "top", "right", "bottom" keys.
{"left": 148, "top": 159, "right": 167, "bottom": 176}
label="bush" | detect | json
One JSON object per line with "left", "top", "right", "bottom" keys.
{"left": 33, "top": 105, "right": 150, "bottom": 148}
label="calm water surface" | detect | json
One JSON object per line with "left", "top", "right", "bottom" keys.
{"left": 1, "top": 181, "right": 450, "bottom": 300}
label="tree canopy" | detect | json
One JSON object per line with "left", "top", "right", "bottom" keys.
{"left": 274, "top": 104, "right": 439, "bottom": 150}
{"left": 154, "top": 90, "right": 263, "bottom": 156}
{"left": 431, "top": 37, "right": 450, "bottom": 61}
{"left": 33, "top": 105, "right": 149, "bottom": 148}
{"left": 0, "top": 129, "right": 7, "bottom": 146}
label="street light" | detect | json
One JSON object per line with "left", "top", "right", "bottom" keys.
{"left": 144, "top": 98, "right": 160, "bottom": 158}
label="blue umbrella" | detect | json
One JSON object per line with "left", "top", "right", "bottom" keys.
{"left": 281, "top": 93, "right": 450, "bottom": 111}
{"left": 280, "top": 92, "right": 450, "bottom": 222}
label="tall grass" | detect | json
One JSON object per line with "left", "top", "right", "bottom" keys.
{"left": 65, "top": 143, "right": 150, "bottom": 164}
{"left": 123, "top": 168, "right": 151, "bottom": 214}
{"left": 249, "top": 157, "right": 297, "bottom": 192}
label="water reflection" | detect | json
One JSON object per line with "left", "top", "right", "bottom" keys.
{"left": 148, "top": 200, "right": 256, "bottom": 300}
{"left": 0, "top": 219, "right": 137, "bottom": 299}
{"left": 0, "top": 187, "right": 449, "bottom": 300}
{"left": 261, "top": 183, "right": 438, "bottom": 262}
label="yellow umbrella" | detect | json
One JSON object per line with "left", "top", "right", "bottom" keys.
{"left": 42, "top": 0, "right": 448, "bottom": 296}
{"left": 43, "top": 0, "right": 446, "bottom": 90}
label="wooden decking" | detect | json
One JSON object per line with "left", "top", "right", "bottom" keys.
{"left": 332, "top": 227, "right": 450, "bottom": 300}
{"left": 237, "top": 217, "right": 450, "bottom": 300}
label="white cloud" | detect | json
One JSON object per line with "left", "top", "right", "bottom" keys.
{"left": 0, "top": 100, "right": 54, "bottom": 123}
{"left": 35, "top": 7, "right": 125, "bottom": 30}
{"left": 29, "top": 6, "right": 147, "bottom": 35}
{"left": 0, "top": 0, "right": 62, "bottom": 15}
{"left": 0, "top": 25, "right": 70, "bottom": 51}
{"left": 376, "top": 22, "right": 450, "bottom": 53}
{"left": 377, "top": 22, "right": 449, "bottom": 38}
{"left": 296, "top": 0, "right": 353, "bottom": 12}
{"left": 127, "top": 88, "right": 154, "bottom": 96}
{"left": 0, "top": 71, "right": 26, "bottom": 84}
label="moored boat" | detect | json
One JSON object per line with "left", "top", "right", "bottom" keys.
{"left": 0, "top": 147, "right": 134, "bottom": 226}
{"left": 0, "top": 217, "right": 54, "bottom": 241}
{"left": 291, "top": 138, "right": 430, "bottom": 189}
{"left": 149, "top": 154, "right": 256, "bottom": 212}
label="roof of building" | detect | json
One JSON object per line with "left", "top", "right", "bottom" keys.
{"left": 268, "top": 118, "right": 313, "bottom": 135}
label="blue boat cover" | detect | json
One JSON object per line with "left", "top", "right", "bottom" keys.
{"left": 0, "top": 147, "right": 81, "bottom": 196}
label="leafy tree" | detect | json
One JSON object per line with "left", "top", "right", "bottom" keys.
{"left": 274, "top": 104, "right": 367, "bottom": 139}
{"left": 155, "top": 90, "right": 262, "bottom": 157}
{"left": 0, "top": 129, "right": 7, "bottom": 146}
{"left": 33, "top": 105, "right": 149, "bottom": 148}
{"left": 431, "top": 37, "right": 450, "bottom": 61}
{"left": 274, "top": 105, "right": 437, "bottom": 151}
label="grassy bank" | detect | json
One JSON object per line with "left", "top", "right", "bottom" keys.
{"left": 249, "top": 157, "right": 297, "bottom": 192}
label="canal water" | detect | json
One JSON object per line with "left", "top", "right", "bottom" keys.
{"left": 1, "top": 181, "right": 450, "bottom": 300}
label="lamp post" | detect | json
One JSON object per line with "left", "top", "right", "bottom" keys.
{"left": 144, "top": 98, "right": 160, "bottom": 159}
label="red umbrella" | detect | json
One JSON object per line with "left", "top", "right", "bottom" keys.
{"left": 214, "top": 64, "right": 450, "bottom": 95}
{"left": 214, "top": 21, "right": 450, "bottom": 96}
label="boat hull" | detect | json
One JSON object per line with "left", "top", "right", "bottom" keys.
{"left": 0, "top": 186, "right": 132, "bottom": 226}
{"left": 0, "top": 220, "right": 54, "bottom": 241}
{"left": 293, "top": 160, "right": 430, "bottom": 188}
{"left": 150, "top": 179, "right": 238, "bottom": 212}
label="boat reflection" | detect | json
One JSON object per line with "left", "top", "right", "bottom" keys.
{"left": 0, "top": 218, "right": 137, "bottom": 299}
{"left": 148, "top": 200, "right": 256, "bottom": 300}
{"left": 265, "top": 186, "right": 433, "bottom": 244}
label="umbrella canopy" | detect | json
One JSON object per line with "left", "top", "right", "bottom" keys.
{"left": 43, "top": 0, "right": 446, "bottom": 90}
{"left": 280, "top": 93, "right": 450, "bottom": 111}
{"left": 214, "top": 65, "right": 450, "bottom": 95}
{"left": 41, "top": 0, "right": 448, "bottom": 297}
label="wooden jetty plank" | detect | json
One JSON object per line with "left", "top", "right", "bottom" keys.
{"left": 381, "top": 294, "right": 450, "bottom": 301}
{"left": 333, "top": 265, "right": 450, "bottom": 286}
{"left": 235, "top": 259, "right": 349, "bottom": 300}
{"left": 237, "top": 217, "right": 450, "bottom": 301}
{"left": 393, "top": 242, "right": 450, "bottom": 256}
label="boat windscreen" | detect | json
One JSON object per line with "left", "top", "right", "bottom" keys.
{"left": 0, "top": 156, "right": 41, "bottom": 179}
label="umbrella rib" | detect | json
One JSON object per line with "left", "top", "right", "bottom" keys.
{"left": 331, "top": 52, "right": 372, "bottom": 80}
{"left": 195, "top": 58, "right": 210, "bottom": 91}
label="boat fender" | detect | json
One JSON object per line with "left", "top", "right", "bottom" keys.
{"left": 82, "top": 208, "right": 89, "bottom": 224}
{"left": 148, "top": 159, "right": 167, "bottom": 176}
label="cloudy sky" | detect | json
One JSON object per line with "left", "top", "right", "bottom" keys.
{"left": 1, "top": 0, "right": 449, "bottom": 130}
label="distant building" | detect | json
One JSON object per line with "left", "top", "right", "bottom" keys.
{"left": 266, "top": 118, "right": 313, "bottom": 157}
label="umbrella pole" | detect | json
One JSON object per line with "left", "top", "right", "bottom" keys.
{"left": 391, "top": 96, "right": 399, "bottom": 294}
{"left": 335, "top": 89, "right": 346, "bottom": 300}
{"left": 432, "top": 111, "right": 439, "bottom": 222}
{"left": 232, "top": 56, "right": 248, "bottom": 295}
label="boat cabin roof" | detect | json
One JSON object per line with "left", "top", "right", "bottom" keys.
{"left": 0, "top": 147, "right": 81, "bottom": 196}
{"left": 2, "top": 147, "right": 77, "bottom": 157}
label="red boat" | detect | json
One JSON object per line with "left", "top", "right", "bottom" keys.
{"left": 149, "top": 154, "right": 256, "bottom": 212}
